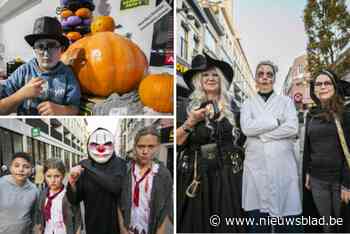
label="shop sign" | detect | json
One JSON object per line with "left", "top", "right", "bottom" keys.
{"left": 160, "top": 127, "right": 173, "bottom": 143}
{"left": 31, "top": 128, "right": 40, "bottom": 138}
{"left": 176, "top": 63, "right": 189, "bottom": 74}
{"left": 120, "top": 0, "right": 149, "bottom": 10}
{"left": 138, "top": 0, "right": 172, "bottom": 30}
{"left": 164, "top": 54, "right": 174, "bottom": 65}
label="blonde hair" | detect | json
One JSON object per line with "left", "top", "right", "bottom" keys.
{"left": 187, "top": 67, "right": 238, "bottom": 137}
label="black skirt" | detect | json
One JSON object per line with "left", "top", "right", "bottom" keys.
{"left": 177, "top": 151, "right": 245, "bottom": 233}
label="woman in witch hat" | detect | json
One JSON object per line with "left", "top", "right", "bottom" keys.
{"left": 176, "top": 52, "right": 246, "bottom": 233}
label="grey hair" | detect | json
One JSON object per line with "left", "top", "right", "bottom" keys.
{"left": 255, "top": 60, "right": 279, "bottom": 81}
{"left": 187, "top": 67, "right": 238, "bottom": 138}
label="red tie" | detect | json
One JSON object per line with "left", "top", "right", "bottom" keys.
{"left": 132, "top": 162, "right": 151, "bottom": 207}
{"left": 43, "top": 186, "right": 64, "bottom": 221}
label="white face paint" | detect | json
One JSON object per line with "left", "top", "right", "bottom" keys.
{"left": 88, "top": 129, "right": 114, "bottom": 164}
{"left": 33, "top": 39, "right": 62, "bottom": 71}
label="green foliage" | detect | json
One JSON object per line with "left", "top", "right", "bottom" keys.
{"left": 304, "top": 0, "right": 350, "bottom": 79}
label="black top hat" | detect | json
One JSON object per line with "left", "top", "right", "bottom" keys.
{"left": 183, "top": 52, "right": 234, "bottom": 90}
{"left": 25, "top": 16, "right": 69, "bottom": 49}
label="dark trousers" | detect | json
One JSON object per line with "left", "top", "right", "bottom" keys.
{"left": 310, "top": 176, "right": 341, "bottom": 233}
{"left": 246, "top": 210, "right": 303, "bottom": 233}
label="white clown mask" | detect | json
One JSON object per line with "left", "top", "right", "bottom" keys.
{"left": 88, "top": 128, "right": 114, "bottom": 164}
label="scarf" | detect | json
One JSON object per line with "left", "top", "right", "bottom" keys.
{"left": 43, "top": 186, "right": 64, "bottom": 222}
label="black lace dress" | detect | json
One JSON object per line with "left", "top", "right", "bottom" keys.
{"left": 177, "top": 117, "right": 246, "bottom": 233}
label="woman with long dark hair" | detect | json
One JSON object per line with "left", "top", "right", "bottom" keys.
{"left": 303, "top": 69, "right": 350, "bottom": 233}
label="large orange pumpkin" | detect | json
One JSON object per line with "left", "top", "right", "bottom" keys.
{"left": 91, "top": 16, "right": 115, "bottom": 33}
{"left": 139, "top": 73, "right": 173, "bottom": 113}
{"left": 61, "top": 32, "right": 148, "bottom": 96}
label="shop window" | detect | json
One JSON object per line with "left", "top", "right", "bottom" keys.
{"left": 149, "top": 0, "right": 174, "bottom": 66}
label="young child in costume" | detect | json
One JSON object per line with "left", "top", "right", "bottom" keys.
{"left": 36, "top": 158, "right": 81, "bottom": 234}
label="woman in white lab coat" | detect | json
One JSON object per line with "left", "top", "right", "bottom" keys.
{"left": 240, "top": 60, "right": 302, "bottom": 233}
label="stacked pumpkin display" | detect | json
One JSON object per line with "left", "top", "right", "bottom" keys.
{"left": 58, "top": 0, "right": 95, "bottom": 42}
{"left": 61, "top": 6, "right": 173, "bottom": 113}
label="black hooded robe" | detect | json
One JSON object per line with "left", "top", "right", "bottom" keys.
{"left": 66, "top": 154, "right": 127, "bottom": 234}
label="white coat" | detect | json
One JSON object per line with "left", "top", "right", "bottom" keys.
{"left": 240, "top": 93, "right": 302, "bottom": 217}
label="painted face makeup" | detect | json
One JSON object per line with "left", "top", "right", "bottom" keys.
{"left": 88, "top": 129, "right": 114, "bottom": 164}
{"left": 33, "top": 39, "right": 62, "bottom": 70}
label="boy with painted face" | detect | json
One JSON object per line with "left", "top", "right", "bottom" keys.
{"left": 0, "top": 16, "right": 81, "bottom": 115}
{"left": 66, "top": 128, "right": 126, "bottom": 234}
{"left": 0, "top": 152, "right": 39, "bottom": 234}
{"left": 118, "top": 127, "right": 173, "bottom": 234}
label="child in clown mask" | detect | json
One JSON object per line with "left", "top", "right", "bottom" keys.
{"left": 36, "top": 159, "right": 81, "bottom": 234}
{"left": 118, "top": 126, "right": 173, "bottom": 234}
{"left": 66, "top": 128, "right": 126, "bottom": 234}
{"left": 0, "top": 16, "right": 80, "bottom": 115}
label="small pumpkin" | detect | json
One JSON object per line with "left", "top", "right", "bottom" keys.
{"left": 139, "top": 73, "right": 173, "bottom": 113}
{"left": 91, "top": 16, "right": 115, "bottom": 33}
{"left": 61, "top": 32, "right": 148, "bottom": 96}
{"left": 75, "top": 8, "right": 92, "bottom": 18}
{"left": 61, "top": 9, "right": 74, "bottom": 18}
{"left": 66, "top": 31, "right": 82, "bottom": 41}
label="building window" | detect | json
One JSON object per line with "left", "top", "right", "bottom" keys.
{"left": 193, "top": 35, "right": 200, "bottom": 58}
{"left": 204, "top": 28, "right": 216, "bottom": 54}
{"left": 179, "top": 23, "right": 189, "bottom": 60}
{"left": 12, "top": 132, "right": 23, "bottom": 154}
{"left": 0, "top": 128, "right": 13, "bottom": 167}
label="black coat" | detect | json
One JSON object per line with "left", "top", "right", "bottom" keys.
{"left": 302, "top": 106, "right": 350, "bottom": 232}
{"left": 66, "top": 155, "right": 126, "bottom": 234}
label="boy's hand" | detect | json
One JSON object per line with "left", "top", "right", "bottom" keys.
{"left": 18, "top": 77, "right": 44, "bottom": 99}
{"left": 37, "top": 101, "right": 62, "bottom": 115}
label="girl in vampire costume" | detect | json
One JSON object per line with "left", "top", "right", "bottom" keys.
{"left": 303, "top": 69, "right": 350, "bottom": 233}
{"left": 66, "top": 128, "right": 127, "bottom": 234}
